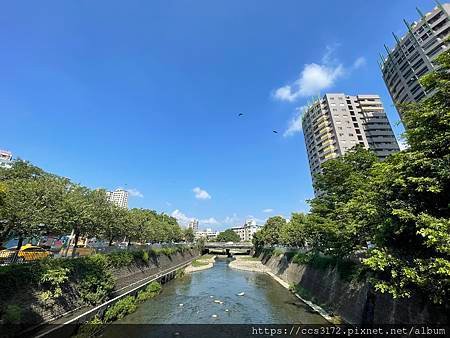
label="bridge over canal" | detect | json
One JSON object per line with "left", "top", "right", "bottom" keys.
{"left": 203, "top": 242, "right": 253, "bottom": 256}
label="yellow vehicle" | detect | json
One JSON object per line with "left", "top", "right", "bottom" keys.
{"left": 0, "top": 244, "right": 52, "bottom": 263}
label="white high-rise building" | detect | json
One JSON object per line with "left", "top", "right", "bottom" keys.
{"left": 0, "top": 150, "right": 13, "bottom": 168}
{"left": 381, "top": 2, "right": 449, "bottom": 115}
{"left": 106, "top": 189, "right": 129, "bottom": 208}
{"left": 302, "top": 93, "right": 400, "bottom": 193}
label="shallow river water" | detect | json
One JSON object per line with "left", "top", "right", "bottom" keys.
{"left": 116, "top": 257, "right": 327, "bottom": 325}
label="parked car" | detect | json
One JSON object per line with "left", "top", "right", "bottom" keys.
{"left": 0, "top": 244, "right": 53, "bottom": 263}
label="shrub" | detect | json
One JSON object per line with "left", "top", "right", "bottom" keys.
{"left": 292, "top": 252, "right": 312, "bottom": 265}
{"left": 75, "top": 254, "right": 115, "bottom": 304}
{"left": 108, "top": 251, "right": 134, "bottom": 268}
{"left": 136, "top": 282, "right": 161, "bottom": 303}
{"left": 103, "top": 296, "right": 137, "bottom": 323}
{"left": 2, "top": 304, "right": 22, "bottom": 324}
{"left": 141, "top": 251, "right": 149, "bottom": 264}
{"left": 273, "top": 248, "right": 284, "bottom": 256}
{"left": 39, "top": 266, "right": 70, "bottom": 303}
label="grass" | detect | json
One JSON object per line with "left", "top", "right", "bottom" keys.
{"left": 191, "top": 259, "right": 209, "bottom": 267}
{"left": 200, "top": 254, "right": 215, "bottom": 259}
{"left": 290, "top": 252, "right": 363, "bottom": 282}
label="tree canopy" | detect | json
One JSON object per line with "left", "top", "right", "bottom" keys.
{"left": 216, "top": 229, "right": 240, "bottom": 242}
{"left": 0, "top": 161, "right": 184, "bottom": 248}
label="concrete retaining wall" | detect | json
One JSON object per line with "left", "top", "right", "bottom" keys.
{"left": 258, "top": 252, "right": 448, "bottom": 324}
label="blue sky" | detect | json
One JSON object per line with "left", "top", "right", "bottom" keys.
{"left": 0, "top": 0, "right": 435, "bottom": 230}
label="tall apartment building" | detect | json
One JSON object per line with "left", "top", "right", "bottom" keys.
{"left": 0, "top": 150, "right": 13, "bottom": 168}
{"left": 106, "top": 189, "right": 129, "bottom": 208}
{"left": 380, "top": 2, "right": 449, "bottom": 114}
{"left": 302, "top": 94, "right": 399, "bottom": 190}
{"left": 188, "top": 219, "right": 199, "bottom": 232}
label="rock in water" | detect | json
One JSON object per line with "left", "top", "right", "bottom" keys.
{"left": 212, "top": 314, "right": 218, "bottom": 318}
{"left": 237, "top": 292, "right": 245, "bottom": 296}
{"left": 179, "top": 304, "right": 184, "bottom": 307}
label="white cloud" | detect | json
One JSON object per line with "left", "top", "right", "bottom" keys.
{"left": 274, "top": 64, "right": 344, "bottom": 102}
{"left": 274, "top": 46, "right": 366, "bottom": 103}
{"left": 171, "top": 209, "right": 219, "bottom": 228}
{"left": 193, "top": 187, "right": 211, "bottom": 200}
{"left": 171, "top": 209, "right": 193, "bottom": 226}
{"left": 353, "top": 57, "right": 367, "bottom": 69}
{"left": 273, "top": 46, "right": 345, "bottom": 102}
{"left": 126, "top": 188, "right": 144, "bottom": 198}
{"left": 262, "top": 208, "right": 274, "bottom": 213}
{"left": 284, "top": 106, "right": 306, "bottom": 137}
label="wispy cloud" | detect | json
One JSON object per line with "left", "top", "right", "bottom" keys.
{"left": 284, "top": 106, "right": 306, "bottom": 137}
{"left": 193, "top": 187, "right": 211, "bottom": 200}
{"left": 262, "top": 208, "right": 274, "bottom": 213}
{"left": 223, "top": 213, "right": 240, "bottom": 226}
{"left": 126, "top": 188, "right": 144, "bottom": 198}
{"left": 353, "top": 56, "right": 367, "bottom": 69}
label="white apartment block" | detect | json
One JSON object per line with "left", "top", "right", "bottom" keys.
{"left": 195, "top": 228, "right": 219, "bottom": 241}
{"left": 0, "top": 150, "right": 13, "bottom": 168}
{"left": 302, "top": 93, "right": 399, "bottom": 191}
{"left": 231, "top": 220, "right": 262, "bottom": 242}
{"left": 106, "top": 188, "right": 129, "bottom": 208}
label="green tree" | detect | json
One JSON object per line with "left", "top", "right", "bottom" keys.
{"left": 0, "top": 176, "right": 68, "bottom": 248}
{"left": 308, "top": 146, "right": 379, "bottom": 256}
{"left": 361, "top": 49, "right": 450, "bottom": 304}
{"left": 280, "top": 213, "right": 307, "bottom": 248}
{"left": 216, "top": 229, "right": 240, "bottom": 242}
{"left": 261, "top": 216, "right": 286, "bottom": 245}
{"left": 183, "top": 227, "right": 195, "bottom": 242}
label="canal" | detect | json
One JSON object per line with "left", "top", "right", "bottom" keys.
{"left": 116, "top": 257, "right": 328, "bottom": 325}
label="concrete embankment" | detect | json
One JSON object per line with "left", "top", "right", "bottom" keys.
{"left": 229, "top": 256, "right": 337, "bottom": 323}
{"left": 0, "top": 248, "right": 199, "bottom": 334}
{"left": 254, "top": 251, "right": 448, "bottom": 325}
{"left": 185, "top": 255, "right": 216, "bottom": 273}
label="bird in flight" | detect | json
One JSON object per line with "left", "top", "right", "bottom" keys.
{"left": 238, "top": 113, "right": 244, "bottom": 117}
{"left": 272, "top": 130, "right": 278, "bottom": 134}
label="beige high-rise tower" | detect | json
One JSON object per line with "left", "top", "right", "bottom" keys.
{"left": 302, "top": 93, "right": 399, "bottom": 192}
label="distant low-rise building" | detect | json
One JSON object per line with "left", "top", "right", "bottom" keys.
{"left": 195, "top": 228, "right": 219, "bottom": 241}
{"left": 231, "top": 220, "right": 262, "bottom": 242}
{"left": 0, "top": 150, "right": 13, "bottom": 168}
{"left": 106, "top": 189, "right": 129, "bottom": 208}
